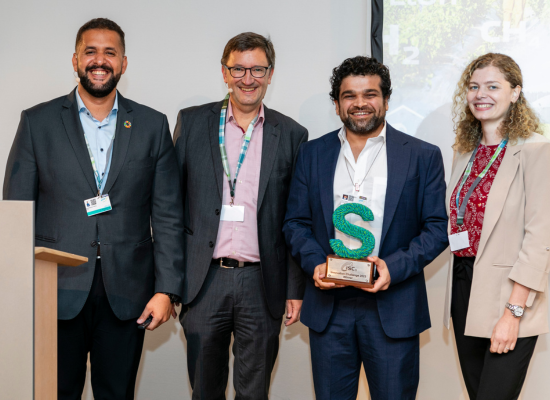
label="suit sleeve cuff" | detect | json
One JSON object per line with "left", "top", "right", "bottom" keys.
{"left": 509, "top": 261, "right": 548, "bottom": 292}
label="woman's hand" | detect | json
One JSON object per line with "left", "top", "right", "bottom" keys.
{"left": 490, "top": 311, "right": 520, "bottom": 354}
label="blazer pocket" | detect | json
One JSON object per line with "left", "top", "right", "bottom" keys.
{"left": 137, "top": 237, "right": 153, "bottom": 246}
{"left": 272, "top": 165, "right": 291, "bottom": 178}
{"left": 404, "top": 175, "right": 420, "bottom": 187}
{"left": 492, "top": 263, "right": 513, "bottom": 269}
{"left": 35, "top": 234, "right": 57, "bottom": 243}
{"left": 127, "top": 157, "right": 154, "bottom": 169}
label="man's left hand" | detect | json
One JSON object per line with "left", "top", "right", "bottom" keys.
{"left": 284, "top": 299, "right": 303, "bottom": 326}
{"left": 136, "top": 293, "right": 173, "bottom": 331}
{"left": 361, "top": 256, "right": 391, "bottom": 293}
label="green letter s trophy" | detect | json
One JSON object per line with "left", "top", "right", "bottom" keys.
{"left": 322, "top": 203, "right": 376, "bottom": 288}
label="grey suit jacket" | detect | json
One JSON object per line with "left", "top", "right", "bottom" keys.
{"left": 3, "top": 89, "right": 185, "bottom": 320}
{"left": 173, "top": 100, "right": 307, "bottom": 318}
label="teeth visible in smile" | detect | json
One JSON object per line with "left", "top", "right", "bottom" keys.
{"left": 241, "top": 88, "right": 256, "bottom": 92}
{"left": 476, "top": 104, "right": 492, "bottom": 108}
{"left": 353, "top": 112, "right": 369, "bottom": 115}
{"left": 92, "top": 71, "right": 107, "bottom": 75}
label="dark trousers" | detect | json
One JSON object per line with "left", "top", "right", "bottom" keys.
{"left": 182, "top": 263, "right": 282, "bottom": 400}
{"left": 309, "top": 292, "right": 419, "bottom": 400}
{"left": 58, "top": 259, "right": 145, "bottom": 400}
{"left": 451, "top": 255, "right": 538, "bottom": 400}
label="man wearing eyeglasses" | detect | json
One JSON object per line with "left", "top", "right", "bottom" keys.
{"left": 173, "top": 32, "right": 308, "bottom": 399}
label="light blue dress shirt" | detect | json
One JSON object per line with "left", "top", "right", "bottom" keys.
{"left": 75, "top": 89, "right": 118, "bottom": 195}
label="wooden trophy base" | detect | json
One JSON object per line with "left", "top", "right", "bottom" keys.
{"left": 322, "top": 255, "right": 374, "bottom": 288}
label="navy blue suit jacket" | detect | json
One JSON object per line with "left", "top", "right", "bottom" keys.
{"left": 283, "top": 124, "right": 449, "bottom": 338}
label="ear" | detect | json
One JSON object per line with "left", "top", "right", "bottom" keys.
{"left": 511, "top": 85, "right": 522, "bottom": 103}
{"left": 385, "top": 97, "right": 389, "bottom": 111}
{"left": 222, "top": 65, "right": 228, "bottom": 84}
{"left": 72, "top": 53, "right": 78, "bottom": 72}
{"left": 267, "top": 67, "right": 274, "bottom": 85}
{"left": 335, "top": 100, "right": 340, "bottom": 116}
{"left": 121, "top": 56, "right": 128, "bottom": 75}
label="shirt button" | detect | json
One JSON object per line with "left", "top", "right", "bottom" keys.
{"left": 239, "top": 180, "right": 242, "bottom": 183}
{"left": 232, "top": 251, "right": 236, "bottom": 255}
{"left": 235, "top": 227, "right": 238, "bottom": 231}
{"left": 100, "top": 148, "right": 104, "bottom": 152}
{"left": 98, "top": 126, "right": 102, "bottom": 129}
{"left": 90, "top": 241, "right": 97, "bottom": 247}
{"left": 209, "top": 241, "right": 214, "bottom": 248}
{"left": 547, "top": 247, "right": 550, "bottom": 251}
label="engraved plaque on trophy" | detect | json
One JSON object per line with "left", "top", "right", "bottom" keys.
{"left": 322, "top": 202, "right": 375, "bottom": 288}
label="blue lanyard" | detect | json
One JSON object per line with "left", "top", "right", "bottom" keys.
{"left": 455, "top": 139, "right": 507, "bottom": 226}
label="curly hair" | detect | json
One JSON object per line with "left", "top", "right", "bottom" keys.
{"left": 329, "top": 56, "right": 392, "bottom": 103}
{"left": 452, "top": 53, "right": 542, "bottom": 153}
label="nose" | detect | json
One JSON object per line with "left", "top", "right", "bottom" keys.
{"left": 241, "top": 69, "right": 255, "bottom": 85}
{"left": 476, "top": 87, "right": 486, "bottom": 99}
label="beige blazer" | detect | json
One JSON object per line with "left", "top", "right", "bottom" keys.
{"left": 444, "top": 133, "right": 550, "bottom": 338}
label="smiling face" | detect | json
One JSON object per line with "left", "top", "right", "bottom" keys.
{"left": 222, "top": 48, "right": 273, "bottom": 113}
{"left": 335, "top": 74, "right": 388, "bottom": 136}
{"left": 467, "top": 65, "right": 520, "bottom": 125}
{"left": 72, "top": 29, "right": 127, "bottom": 98}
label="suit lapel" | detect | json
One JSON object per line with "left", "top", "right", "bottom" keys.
{"left": 60, "top": 89, "right": 98, "bottom": 195}
{"left": 476, "top": 143, "right": 521, "bottom": 257}
{"left": 103, "top": 92, "right": 132, "bottom": 194}
{"left": 380, "top": 125, "right": 411, "bottom": 250}
{"left": 319, "top": 132, "right": 341, "bottom": 239}
{"left": 208, "top": 102, "right": 224, "bottom": 200}
{"left": 257, "top": 107, "right": 280, "bottom": 212}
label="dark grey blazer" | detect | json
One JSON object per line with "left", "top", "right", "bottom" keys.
{"left": 3, "top": 89, "right": 185, "bottom": 321}
{"left": 173, "top": 100, "right": 307, "bottom": 318}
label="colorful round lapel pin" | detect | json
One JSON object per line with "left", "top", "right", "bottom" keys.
{"left": 124, "top": 121, "right": 131, "bottom": 128}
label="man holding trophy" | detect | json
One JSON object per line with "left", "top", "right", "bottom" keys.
{"left": 283, "top": 56, "right": 448, "bottom": 400}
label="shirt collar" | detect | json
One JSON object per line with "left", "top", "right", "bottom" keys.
{"left": 75, "top": 88, "right": 119, "bottom": 117}
{"left": 338, "top": 121, "right": 387, "bottom": 146}
{"left": 227, "top": 99, "right": 265, "bottom": 129}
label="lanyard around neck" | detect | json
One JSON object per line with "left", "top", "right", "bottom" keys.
{"left": 83, "top": 132, "right": 115, "bottom": 196}
{"left": 455, "top": 138, "right": 507, "bottom": 226}
{"left": 218, "top": 94, "right": 260, "bottom": 205}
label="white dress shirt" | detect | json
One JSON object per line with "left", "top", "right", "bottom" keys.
{"left": 333, "top": 123, "right": 388, "bottom": 257}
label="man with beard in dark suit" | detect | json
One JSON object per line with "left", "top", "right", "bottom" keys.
{"left": 3, "top": 18, "right": 184, "bottom": 399}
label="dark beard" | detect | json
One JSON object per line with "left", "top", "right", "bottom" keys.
{"left": 78, "top": 64, "right": 121, "bottom": 98}
{"left": 341, "top": 107, "right": 385, "bottom": 136}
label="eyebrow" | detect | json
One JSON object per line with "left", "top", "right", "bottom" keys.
{"left": 83, "top": 46, "right": 118, "bottom": 52}
{"left": 469, "top": 81, "right": 500, "bottom": 85}
{"left": 341, "top": 88, "right": 380, "bottom": 96}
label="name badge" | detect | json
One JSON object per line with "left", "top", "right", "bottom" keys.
{"left": 220, "top": 205, "right": 244, "bottom": 222}
{"left": 84, "top": 194, "right": 113, "bottom": 217}
{"left": 449, "top": 231, "right": 469, "bottom": 252}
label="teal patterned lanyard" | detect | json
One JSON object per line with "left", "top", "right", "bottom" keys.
{"left": 455, "top": 138, "right": 507, "bottom": 226}
{"left": 219, "top": 94, "right": 260, "bottom": 204}
{"left": 83, "top": 132, "right": 115, "bottom": 196}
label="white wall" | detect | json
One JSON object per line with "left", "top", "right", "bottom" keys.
{"left": 1, "top": 1, "right": 548, "bottom": 399}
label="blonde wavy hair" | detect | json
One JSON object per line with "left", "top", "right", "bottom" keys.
{"left": 452, "top": 53, "right": 542, "bottom": 153}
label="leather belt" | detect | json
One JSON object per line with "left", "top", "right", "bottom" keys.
{"left": 212, "top": 257, "right": 257, "bottom": 269}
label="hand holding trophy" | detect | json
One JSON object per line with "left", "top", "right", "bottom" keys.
{"left": 322, "top": 202, "right": 376, "bottom": 288}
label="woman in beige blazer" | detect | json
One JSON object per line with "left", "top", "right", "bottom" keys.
{"left": 444, "top": 53, "right": 550, "bottom": 400}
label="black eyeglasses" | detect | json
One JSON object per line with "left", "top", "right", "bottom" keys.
{"left": 224, "top": 65, "right": 271, "bottom": 78}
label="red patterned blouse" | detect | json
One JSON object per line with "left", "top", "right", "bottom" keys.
{"left": 449, "top": 144, "right": 507, "bottom": 257}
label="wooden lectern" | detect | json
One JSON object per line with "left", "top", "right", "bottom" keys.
{"left": 0, "top": 201, "right": 87, "bottom": 399}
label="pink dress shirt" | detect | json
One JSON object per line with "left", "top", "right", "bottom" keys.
{"left": 212, "top": 100, "right": 264, "bottom": 262}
